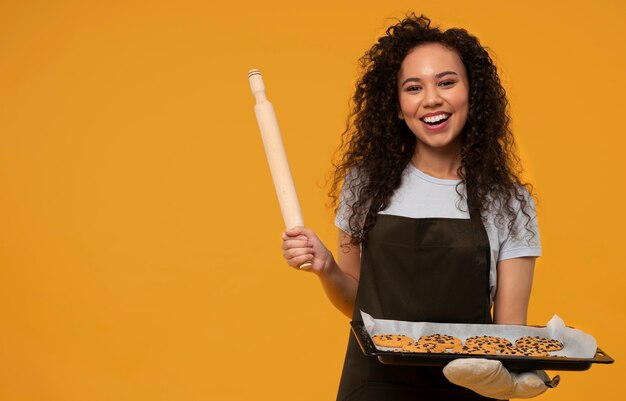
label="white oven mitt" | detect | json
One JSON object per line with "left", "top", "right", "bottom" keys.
{"left": 443, "top": 359, "right": 560, "bottom": 399}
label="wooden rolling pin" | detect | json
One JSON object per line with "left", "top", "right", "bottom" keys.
{"left": 248, "top": 69, "right": 312, "bottom": 270}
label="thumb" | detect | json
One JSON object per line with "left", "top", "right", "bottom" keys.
{"left": 284, "top": 226, "right": 305, "bottom": 237}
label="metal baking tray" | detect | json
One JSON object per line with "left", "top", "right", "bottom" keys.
{"left": 351, "top": 321, "right": 614, "bottom": 371}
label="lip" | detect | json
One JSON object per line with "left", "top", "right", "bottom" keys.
{"left": 421, "top": 118, "right": 450, "bottom": 132}
{"left": 420, "top": 111, "right": 451, "bottom": 119}
{"left": 420, "top": 112, "right": 451, "bottom": 131}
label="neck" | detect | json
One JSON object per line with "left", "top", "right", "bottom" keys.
{"left": 411, "top": 145, "right": 462, "bottom": 179}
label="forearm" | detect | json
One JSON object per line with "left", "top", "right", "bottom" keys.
{"left": 493, "top": 257, "right": 536, "bottom": 325}
{"left": 282, "top": 227, "right": 360, "bottom": 317}
{"left": 316, "top": 258, "right": 359, "bottom": 318}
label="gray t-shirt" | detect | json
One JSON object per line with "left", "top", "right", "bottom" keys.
{"left": 335, "top": 164, "right": 542, "bottom": 302}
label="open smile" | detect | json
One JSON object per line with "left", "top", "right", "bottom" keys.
{"left": 420, "top": 112, "right": 450, "bottom": 124}
{"left": 420, "top": 112, "right": 451, "bottom": 130}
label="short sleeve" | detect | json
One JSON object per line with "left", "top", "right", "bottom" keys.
{"left": 334, "top": 192, "right": 351, "bottom": 234}
{"left": 497, "top": 190, "right": 542, "bottom": 261}
{"left": 334, "top": 168, "right": 368, "bottom": 235}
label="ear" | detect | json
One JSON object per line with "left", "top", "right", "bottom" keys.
{"left": 398, "top": 110, "right": 404, "bottom": 120}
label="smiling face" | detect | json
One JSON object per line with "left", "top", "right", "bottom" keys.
{"left": 397, "top": 42, "right": 469, "bottom": 155}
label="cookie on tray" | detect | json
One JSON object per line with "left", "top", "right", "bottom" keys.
{"left": 498, "top": 347, "right": 529, "bottom": 356}
{"left": 465, "top": 335, "right": 512, "bottom": 351}
{"left": 497, "top": 346, "right": 550, "bottom": 357}
{"left": 448, "top": 345, "right": 472, "bottom": 354}
{"left": 449, "top": 344, "right": 497, "bottom": 355}
{"left": 467, "top": 345, "right": 497, "bottom": 355}
{"left": 418, "top": 334, "right": 462, "bottom": 351}
{"left": 372, "top": 334, "right": 413, "bottom": 348}
{"left": 514, "top": 336, "right": 564, "bottom": 352}
{"left": 402, "top": 340, "right": 438, "bottom": 353}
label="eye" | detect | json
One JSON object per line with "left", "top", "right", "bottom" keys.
{"left": 405, "top": 85, "right": 422, "bottom": 92}
{"left": 439, "top": 80, "right": 456, "bottom": 88}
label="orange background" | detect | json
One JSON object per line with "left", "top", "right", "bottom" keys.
{"left": 0, "top": 1, "right": 624, "bottom": 400}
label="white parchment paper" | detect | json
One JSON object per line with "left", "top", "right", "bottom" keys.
{"left": 361, "top": 311, "right": 597, "bottom": 358}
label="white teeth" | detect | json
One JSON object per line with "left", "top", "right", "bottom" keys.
{"left": 423, "top": 114, "right": 449, "bottom": 123}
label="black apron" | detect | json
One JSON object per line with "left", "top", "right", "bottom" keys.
{"left": 336, "top": 211, "right": 497, "bottom": 401}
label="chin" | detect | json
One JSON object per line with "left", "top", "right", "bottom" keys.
{"left": 420, "top": 137, "right": 460, "bottom": 149}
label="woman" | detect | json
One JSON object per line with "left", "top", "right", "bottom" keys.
{"left": 282, "top": 14, "right": 552, "bottom": 400}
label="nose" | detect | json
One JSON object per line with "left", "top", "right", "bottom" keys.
{"left": 423, "top": 87, "right": 443, "bottom": 107}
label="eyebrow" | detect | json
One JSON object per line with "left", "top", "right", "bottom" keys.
{"left": 400, "top": 71, "right": 459, "bottom": 86}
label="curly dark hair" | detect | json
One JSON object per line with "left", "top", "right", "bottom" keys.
{"left": 329, "top": 13, "right": 535, "bottom": 246}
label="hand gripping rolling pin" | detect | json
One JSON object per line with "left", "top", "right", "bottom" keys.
{"left": 248, "top": 69, "right": 312, "bottom": 270}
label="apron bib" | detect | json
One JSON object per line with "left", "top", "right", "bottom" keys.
{"left": 336, "top": 212, "right": 497, "bottom": 401}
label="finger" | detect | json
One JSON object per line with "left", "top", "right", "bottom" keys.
{"left": 286, "top": 254, "right": 315, "bottom": 268}
{"left": 283, "top": 247, "right": 314, "bottom": 260}
{"left": 282, "top": 231, "right": 309, "bottom": 243}
{"left": 282, "top": 238, "right": 310, "bottom": 251}
{"left": 298, "top": 261, "right": 313, "bottom": 270}
{"left": 285, "top": 226, "right": 318, "bottom": 241}
{"left": 282, "top": 235, "right": 309, "bottom": 245}
{"left": 284, "top": 226, "right": 306, "bottom": 237}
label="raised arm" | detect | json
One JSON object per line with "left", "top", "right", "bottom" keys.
{"left": 282, "top": 227, "right": 360, "bottom": 318}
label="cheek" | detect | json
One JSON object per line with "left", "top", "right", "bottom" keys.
{"left": 398, "top": 95, "right": 416, "bottom": 114}
{"left": 455, "top": 102, "right": 468, "bottom": 121}
{"left": 458, "top": 91, "right": 470, "bottom": 113}
{"left": 452, "top": 97, "right": 469, "bottom": 122}
{"left": 397, "top": 94, "right": 406, "bottom": 111}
